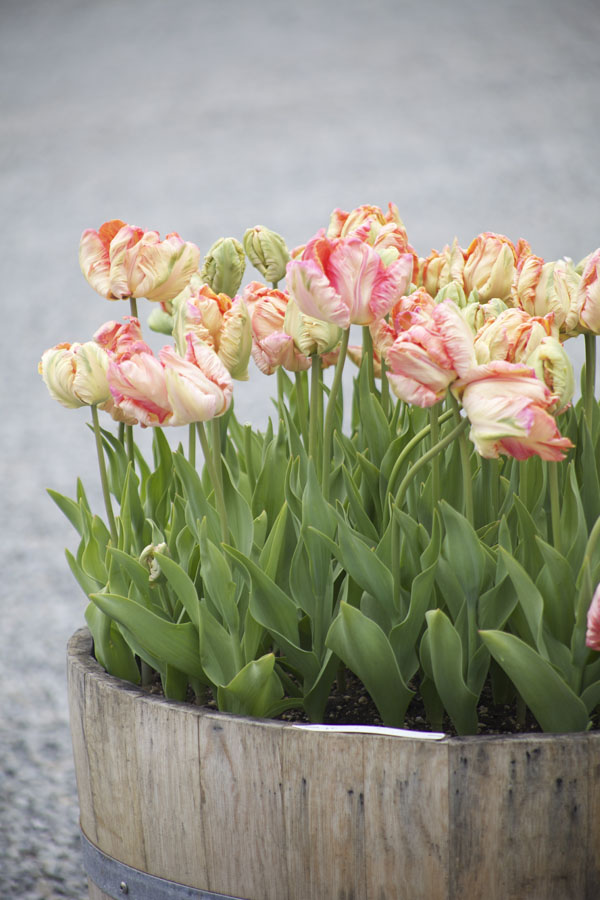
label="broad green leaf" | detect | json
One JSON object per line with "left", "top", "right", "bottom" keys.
{"left": 581, "top": 680, "right": 600, "bottom": 714}
{"left": 47, "top": 489, "right": 83, "bottom": 535}
{"left": 534, "top": 538, "right": 576, "bottom": 643}
{"left": 173, "top": 452, "right": 220, "bottom": 543}
{"left": 222, "top": 459, "right": 253, "bottom": 554}
{"left": 480, "top": 629, "right": 589, "bottom": 733}
{"left": 66, "top": 548, "right": 103, "bottom": 597}
{"left": 390, "top": 562, "right": 438, "bottom": 682}
{"left": 498, "top": 547, "right": 547, "bottom": 657}
{"left": 326, "top": 602, "right": 413, "bottom": 726}
{"left": 90, "top": 591, "right": 204, "bottom": 680}
{"left": 478, "top": 576, "right": 517, "bottom": 631}
{"left": 197, "top": 602, "right": 240, "bottom": 686}
{"left": 560, "top": 462, "right": 589, "bottom": 575}
{"left": 425, "top": 609, "right": 478, "bottom": 735}
{"left": 217, "top": 654, "right": 283, "bottom": 718}
{"left": 84, "top": 602, "right": 140, "bottom": 683}
{"left": 154, "top": 551, "right": 201, "bottom": 629}
{"left": 357, "top": 362, "right": 390, "bottom": 467}
{"left": 107, "top": 548, "right": 151, "bottom": 601}
{"left": 440, "top": 502, "right": 485, "bottom": 600}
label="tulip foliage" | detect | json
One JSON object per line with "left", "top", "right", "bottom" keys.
{"left": 41, "top": 208, "right": 600, "bottom": 734}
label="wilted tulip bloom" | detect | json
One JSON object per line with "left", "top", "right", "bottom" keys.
{"left": 200, "top": 237, "right": 246, "bottom": 297}
{"left": 39, "top": 341, "right": 112, "bottom": 409}
{"left": 420, "top": 239, "right": 466, "bottom": 298}
{"left": 513, "top": 256, "right": 581, "bottom": 334}
{"left": 452, "top": 361, "right": 573, "bottom": 461}
{"left": 473, "top": 308, "right": 556, "bottom": 365}
{"left": 243, "top": 226, "right": 290, "bottom": 285}
{"left": 586, "top": 584, "right": 600, "bottom": 652}
{"left": 526, "top": 336, "right": 574, "bottom": 413}
{"left": 385, "top": 300, "right": 477, "bottom": 407}
{"left": 80, "top": 220, "right": 201, "bottom": 303}
{"left": 463, "top": 232, "right": 518, "bottom": 303}
{"left": 578, "top": 248, "right": 600, "bottom": 334}
{"left": 287, "top": 230, "right": 413, "bottom": 328}
{"left": 244, "top": 282, "right": 311, "bottom": 374}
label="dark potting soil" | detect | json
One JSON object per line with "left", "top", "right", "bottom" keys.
{"left": 143, "top": 667, "right": 600, "bottom": 736}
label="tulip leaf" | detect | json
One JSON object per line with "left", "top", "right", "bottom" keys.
{"left": 90, "top": 591, "right": 205, "bottom": 680}
{"left": 480, "top": 629, "right": 589, "bottom": 733}
{"left": 197, "top": 601, "right": 240, "bottom": 686}
{"left": 560, "top": 462, "right": 588, "bottom": 575}
{"left": 173, "top": 452, "right": 221, "bottom": 544}
{"left": 478, "top": 575, "right": 517, "bottom": 631}
{"left": 440, "top": 502, "right": 485, "bottom": 601}
{"left": 153, "top": 551, "right": 201, "bottom": 629}
{"left": 107, "top": 547, "right": 151, "bottom": 602}
{"left": 47, "top": 489, "right": 83, "bottom": 535}
{"left": 326, "top": 602, "right": 413, "bottom": 726}
{"left": 425, "top": 609, "right": 478, "bottom": 735}
{"left": 84, "top": 602, "right": 141, "bottom": 683}
{"left": 217, "top": 654, "right": 283, "bottom": 718}
{"left": 498, "top": 547, "right": 547, "bottom": 657}
{"left": 534, "top": 537, "right": 576, "bottom": 643}
{"left": 390, "top": 561, "right": 438, "bottom": 682}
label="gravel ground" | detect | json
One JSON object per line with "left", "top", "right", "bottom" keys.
{"left": 2, "top": 0, "right": 600, "bottom": 896}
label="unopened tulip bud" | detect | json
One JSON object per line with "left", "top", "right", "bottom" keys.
{"left": 219, "top": 298, "right": 252, "bottom": 380}
{"left": 461, "top": 298, "right": 507, "bottom": 333}
{"left": 526, "top": 336, "right": 574, "bottom": 413}
{"left": 435, "top": 281, "right": 467, "bottom": 307}
{"left": 148, "top": 306, "right": 175, "bottom": 336}
{"left": 284, "top": 298, "right": 342, "bottom": 357}
{"left": 243, "top": 226, "right": 290, "bottom": 285}
{"left": 201, "top": 237, "right": 246, "bottom": 297}
{"left": 139, "top": 542, "right": 169, "bottom": 582}
{"left": 463, "top": 232, "right": 517, "bottom": 302}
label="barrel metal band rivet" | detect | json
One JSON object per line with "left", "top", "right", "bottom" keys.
{"left": 80, "top": 829, "right": 245, "bottom": 900}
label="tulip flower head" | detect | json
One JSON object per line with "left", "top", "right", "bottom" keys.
{"left": 385, "top": 300, "right": 477, "bottom": 407}
{"left": 80, "top": 220, "right": 200, "bottom": 303}
{"left": 586, "top": 584, "right": 600, "bottom": 652}
{"left": 578, "top": 248, "right": 600, "bottom": 335}
{"left": 473, "top": 308, "right": 557, "bottom": 365}
{"left": 463, "top": 232, "right": 519, "bottom": 303}
{"left": 452, "top": 361, "right": 573, "bottom": 461}
{"left": 39, "top": 341, "right": 112, "bottom": 409}
{"left": 513, "top": 256, "right": 581, "bottom": 335}
{"left": 243, "top": 282, "right": 311, "bottom": 375}
{"left": 286, "top": 229, "right": 413, "bottom": 329}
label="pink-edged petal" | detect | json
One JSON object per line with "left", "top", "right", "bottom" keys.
{"left": 586, "top": 585, "right": 600, "bottom": 651}
{"left": 286, "top": 258, "right": 350, "bottom": 328}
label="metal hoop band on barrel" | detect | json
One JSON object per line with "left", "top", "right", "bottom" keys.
{"left": 80, "top": 829, "right": 245, "bottom": 900}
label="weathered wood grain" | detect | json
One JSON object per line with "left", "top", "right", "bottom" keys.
{"left": 448, "top": 733, "right": 590, "bottom": 900}
{"left": 363, "top": 734, "right": 449, "bottom": 900}
{"left": 199, "top": 712, "right": 287, "bottom": 900}
{"left": 282, "top": 727, "right": 366, "bottom": 900}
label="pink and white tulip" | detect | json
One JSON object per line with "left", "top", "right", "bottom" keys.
{"left": 286, "top": 230, "right": 413, "bottom": 328}
{"left": 473, "top": 308, "right": 557, "bottom": 365}
{"left": 463, "top": 232, "right": 519, "bottom": 302}
{"left": 513, "top": 256, "right": 581, "bottom": 334}
{"left": 80, "top": 220, "right": 200, "bottom": 303}
{"left": 160, "top": 336, "right": 233, "bottom": 425}
{"left": 586, "top": 584, "right": 600, "bottom": 652}
{"left": 244, "top": 282, "right": 311, "bottom": 374}
{"left": 39, "top": 341, "right": 112, "bottom": 409}
{"left": 578, "top": 248, "right": 600, "bottom": 334}
{"left": 385, "top": 300, "right": 477, "bottom": 407}
{"left": 452, "top": 361, "right": 573, "bottom": 461}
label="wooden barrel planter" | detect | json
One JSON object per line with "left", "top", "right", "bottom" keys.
{"left": 68, "top": 628, "right": 600, "bottom": 900}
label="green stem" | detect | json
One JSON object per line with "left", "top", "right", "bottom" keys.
{"left": 429, "top": 404, "right": 441, "bottom": 509}
{"left": 243, "top": 425, "right": 256, "bottom": 491}
{"left": 380, "top": 357, "right": 390, "bottom": 419}
{"left": 309, "top": 355, "right": 322, "bottom": 474}
{"left": 126, "top": 425, "right": 135, "bottom": 468}
{"left": 548, "top": 461, "right": 561, "bottom": 554}
{"left": 482, "top": 458, "right": 498, "bottom": 525}
{"left": 118, "top": 422, "right": 125, "bottom": 445}
{"left": 129, "top": 297, "right": 138, "bottom": 318}
{"left": 295, "top": 371, "right": 309, "bottom": 448}
{"left": 585, "top": 333, "right": 597, "bottom": 430}
{"left": 387, "top": 408, "right": 454, "bottom": 498}
{"left": 276, "top": 367, "right": 285, "bottom": 423}
{"left": 449, "top": 394, "right": 474, "bottom": 526}
{"left": 394, "top": 416, "right": 469, "bottom": 511}
{"left": 322, "top": 329, "right": 350, "bottom": 500}
{"left": 91, "top": 405, "right": 118, "bottom": 545}
{"left": 188, "top": 423, "right": 196, "bottom": 467}
{"left": 519, "top": 459, "right": 528, "bottom": 510}
{"left": 196, "top": 421, "right": 228, "bottom": 542}
{"left": 362, "top": 326, "right": 377, "bottom": 397}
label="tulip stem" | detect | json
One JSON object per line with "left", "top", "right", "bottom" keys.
{"left": 196, "top": 421, "right": 228, "bottom": 543}
{"left": 387, "top": 408, "right": 455, "bottom": 501}
{"left": 362, "top": 326, "right": 377, "bottom": 397}
{"left": 548, "top": 461, "right": 562, "bottom": 554}
{"left": 429, "top": 404, "right": 441, "bottom": 509}
{"left": 322, "top": 329, "right": 350, "bottom": 500}
{"left": 584, "top": 333, "right": 597, "bottom": 430}
{"left": 91, "top": 405, "right": 118, "bottom": 545}
{"left": 449, "top": 394, "right": 474, "bottom": 526}
{"left": 380, "top": 358, "right": 390, "bottom": 418}
{"left": 129, "top": 297, "right": 138, "bottom": 319}
{"left": 294, "top": 371, "right": 309, "bottom": 448}
{"left": 118, "top": 422, "right": 125, "bottom": 445}
{"left": 188, "top": 423, "right": 196, "bottom": 468}
{"left": 126, "top": 425, "right": 135, "bottom": 468}
{"left": 309, "top": 355, "right": 322, "bottom": 474}
{"left": 394, "top": 416, "right": 469, "bottom": 512}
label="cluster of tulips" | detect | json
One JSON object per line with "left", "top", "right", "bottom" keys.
{"left": 40, "top": 204, "right": 600, "bottom": 732}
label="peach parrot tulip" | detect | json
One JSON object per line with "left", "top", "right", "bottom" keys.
{"left": 243, "top": 282, "right": 311, "bottom": 374}
{"left": 286, "top": 229, "right": 413, "bottom": 328}
{"left": 39, "top": 341, "right": 112, "bottom": 409}
{"left": 79, "top": 219, "right": 200, "bottom": 303}
{"left": 578, "top": 248, "right": 600, "bottom": 334}
{"left": 463, "top": 232, "right": 519, "bottom": 303}
{"left": 473, "top": 308, "right": 557, "bottom": 365}
{"left": 452, "top": 361, "right": 573, "bottom": 461}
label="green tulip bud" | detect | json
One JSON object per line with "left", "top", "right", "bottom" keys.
{"left": 201, "top": 237, "right": 246, "bottom": 296}
{"left": 526, "top": 336, "right": 574, "bottom": 413}
{"left": 243, "top": 225, "right": 290, "bottom": 285}
{"left": 435, "top": 281, "right": 467, "bottom": 307}
{"left": 147, "top": 306, "right": 175, "bottom": 336}
{"left": 284, "top": 297, "right": 342, "bottom": 357}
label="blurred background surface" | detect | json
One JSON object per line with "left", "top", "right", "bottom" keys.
{"left": 2, "top": 0, "right": 600, "bottom": 895}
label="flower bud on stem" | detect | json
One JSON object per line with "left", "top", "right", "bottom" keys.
{"left": 91, "top": 404, "right": 118, "bottom": 545}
